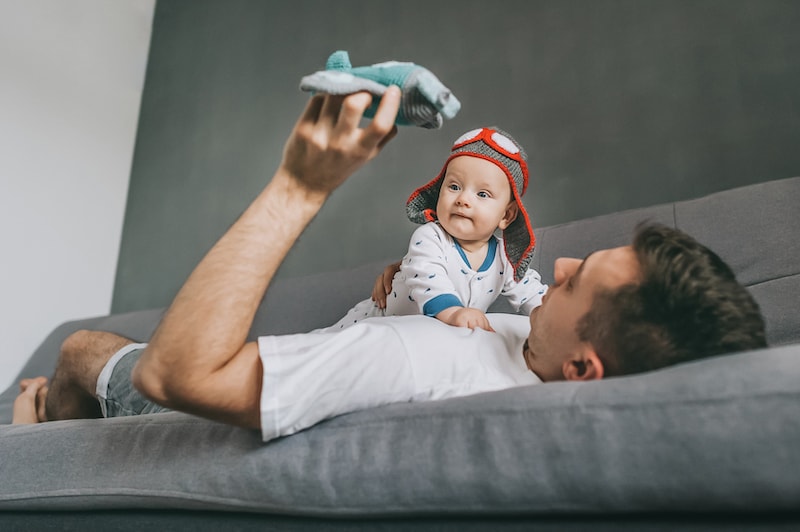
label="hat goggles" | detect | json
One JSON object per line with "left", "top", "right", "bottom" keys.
{"left": 452, "top": 127, "right": 525, "bottom": 163}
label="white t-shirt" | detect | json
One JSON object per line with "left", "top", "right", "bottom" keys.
{"left": 258, "top": 313, "right": 540, "bottom": 442}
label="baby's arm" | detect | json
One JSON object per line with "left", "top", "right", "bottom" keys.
{"left": 503, "top": 267, "right": 548, "bottom": 314}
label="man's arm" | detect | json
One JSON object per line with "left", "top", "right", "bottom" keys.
{"left": 132, "top": 88, "right": 401, "bottom": 429}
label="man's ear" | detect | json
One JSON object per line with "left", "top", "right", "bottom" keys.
{"left": 498, "top": 202, "right": 519, "bottom": 230}
{"left": 562, "top": 347, "right": 605, "bottom": 381}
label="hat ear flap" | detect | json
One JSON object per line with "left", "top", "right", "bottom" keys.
{"left": 502, "top": 204, "right": 536, "bottom": 281}
{"left": 406, "top": 177, "right": 442, "bottom": 224}
{"left": 407, "top": 157, "right": 455, "bottom": 224}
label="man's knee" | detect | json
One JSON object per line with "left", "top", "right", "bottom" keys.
{"left": 46, "top": 329, "right": 119, "bottom": 421}
{"left": 59, "top": 329, "right": 94, "bottom": 364}
{"left": 55, "top": 330, "right": 134, "bottom": 390}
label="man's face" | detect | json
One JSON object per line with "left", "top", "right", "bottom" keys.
{"left": 523, "top": 246, "right": 640, "bottom": 381}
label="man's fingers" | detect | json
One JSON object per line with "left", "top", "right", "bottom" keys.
{"left": 382, "top": 272, "right": 393, "bottom": 295}
{"left": 364, "top": 85, "right": 401, "bottom": 145}
{"left": 336, "top": 91, "right": 374, "bottom": 132}
{"left": 372, "top": 261, "right": 401, "bottom": 309}
{"left": 377, "top": 125, "right": 399, "bottom": 150}
{"left": 318, "top": 93, "right": 348, "bottom": 127}
{"left": 299, "top": 94, "right": 325, "bottom": 126}
{"left": 371, "top": 275, "right": 387, "bottom": 307}
{"left": 382, "top": 262, "right": 400, "bottom": 294}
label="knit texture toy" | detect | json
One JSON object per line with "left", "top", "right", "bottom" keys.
{"left": 406, "top": 127, "right": 536, "bottom": 281}
{"left": 300, "top": 50, "right": 460, "bottom": 129}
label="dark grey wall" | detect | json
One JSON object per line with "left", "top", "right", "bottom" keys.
{"left": 112, "top": 0, "right": 800, "bottom": 313}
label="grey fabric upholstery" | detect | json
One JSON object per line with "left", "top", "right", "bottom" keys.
{"left": 675, "top": 177, "right": 800, "bottom": 346}
{"left": 1, "top": 176, "right": 798, "bottom": 518}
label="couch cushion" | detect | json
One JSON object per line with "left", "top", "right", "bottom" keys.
{"left": 1, "top": 343, "right": 799, "bottom": 514}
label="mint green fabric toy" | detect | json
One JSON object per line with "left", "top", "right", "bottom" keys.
{"left": 300, "top": 51, "right": 461, "bottom": 129}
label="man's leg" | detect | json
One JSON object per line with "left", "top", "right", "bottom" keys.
{"left": 45, "top": 330, "right": 135, "bottom": 421}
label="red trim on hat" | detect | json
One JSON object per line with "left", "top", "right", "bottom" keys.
{"left": 451, "top": 128, "right": 530, "bottom": 192}
{"left": 406, "top": 175, "right": 441, "bottom": 205}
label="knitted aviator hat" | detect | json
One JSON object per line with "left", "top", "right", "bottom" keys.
{"left": 406, "top": 127, "right": 535, "bottom": 281}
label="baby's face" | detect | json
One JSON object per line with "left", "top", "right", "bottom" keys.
{"left": 435, "top": 155, "right": 516, "bottom": 246}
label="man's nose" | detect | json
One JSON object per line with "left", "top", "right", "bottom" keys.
{"left": 553, "top": 257, "right": 581, "bottom": 286}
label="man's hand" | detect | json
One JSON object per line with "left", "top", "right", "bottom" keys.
{"left": 280, "top": 87, "right": 401, "bottom": 197}
{"left": 372, "top": 261, "right": 401, "bottom": 309}
{"left": 435, "top": 307, "right": 495, "bottom": 332}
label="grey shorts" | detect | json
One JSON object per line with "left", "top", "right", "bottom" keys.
{"left": 95, "top": 343, "right": 172, "bottom": 417}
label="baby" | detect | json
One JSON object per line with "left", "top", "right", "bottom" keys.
{"left": 331, "top": 127, "right": 547, "bottom": 331}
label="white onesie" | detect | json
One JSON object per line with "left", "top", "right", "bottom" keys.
{"left": 330, "top": 222, "right": 547, "bottom": 330}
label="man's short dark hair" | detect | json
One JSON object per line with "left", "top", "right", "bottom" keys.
{"left": 577, "top": 223, "right": 767, "bottom": 376}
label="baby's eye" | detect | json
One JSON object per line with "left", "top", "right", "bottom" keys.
{"left": 448, "top": 183, "right": 460, "bottom": 191}
{"left": 477, "top": 191, "right": 490, "bottom": 198}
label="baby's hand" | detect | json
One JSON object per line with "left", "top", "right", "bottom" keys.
{"left": 436, "top": 307, "right": 495, "bottom": 332}
{"left": 371, "top": 261, "right": 401, "bottom": 309}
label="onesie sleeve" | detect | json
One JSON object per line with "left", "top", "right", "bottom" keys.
{"left": 501, "top": 266, "right": 548, "bottom": 315}
{"left": 401, "top": 223, "right": 464, "bottom": 316}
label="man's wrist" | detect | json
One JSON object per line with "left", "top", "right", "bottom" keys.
{"left": 272, "top": 166, "right": 331, "bottom": 209}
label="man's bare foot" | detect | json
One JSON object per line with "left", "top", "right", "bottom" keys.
{"left": 12, "top": 377, "right": 49, "bottom": 424}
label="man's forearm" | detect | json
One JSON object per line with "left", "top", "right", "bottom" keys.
{"left": 145, "top": 169, "right": 326, "bottom": 376}
{"left": 131, "top": 169, "right": 327, "bottom": 424}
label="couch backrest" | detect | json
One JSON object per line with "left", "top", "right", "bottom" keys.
{"left": 527, "top": 176, "right": 800, "bottom": 346}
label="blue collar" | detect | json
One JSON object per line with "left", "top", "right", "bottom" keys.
{"left": 454, "top": 235, "right": 497, "bottom": 272}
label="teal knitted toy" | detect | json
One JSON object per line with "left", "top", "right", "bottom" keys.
{"left": 300, "top": 51, "right": 461, "bottom": 129}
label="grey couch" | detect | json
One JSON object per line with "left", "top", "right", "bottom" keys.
{"left": 1, "top": 176, "right": 798, "bottom": 530}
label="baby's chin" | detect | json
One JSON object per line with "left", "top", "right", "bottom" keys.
{"left": 440, "top": 218, "right": 492, "bottom": 242}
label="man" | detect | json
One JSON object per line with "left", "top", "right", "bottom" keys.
{"left": 13, "top": 88, "right": 766, "bottom": 438}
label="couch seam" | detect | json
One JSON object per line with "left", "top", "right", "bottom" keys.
{"left": 746, "top": 272, "right": 800, "bottom": 288}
